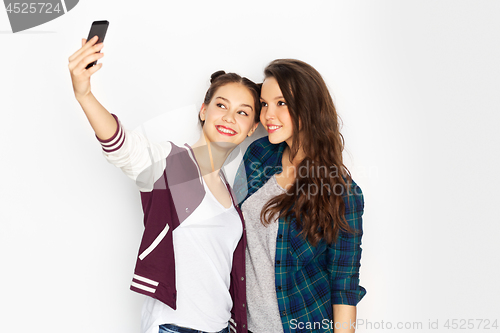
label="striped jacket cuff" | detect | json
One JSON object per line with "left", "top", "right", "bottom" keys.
{"left": 96, "top": 114, "right": 125, "bottom": 153}
{"left": 229, "top": 317, "right": 237, "bottom": 332}
{"left": 130, "top": 274, "right": 159, "bottom": 295}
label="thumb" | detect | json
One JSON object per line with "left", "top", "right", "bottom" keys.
{"left": 82, "top": 38, "right": 87, "bottom": 47}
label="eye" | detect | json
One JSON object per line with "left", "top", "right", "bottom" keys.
{"left": 237, "top": 110, "right": 249, "bottom": 116}
{"left": 277, "top": 101, "right": 286, "bottom": 106}
{"left": 217, "top": 103, "right": 227, "bottom": 109}
{"left": 261, "top": 101, "right": 268, "bottom": 107}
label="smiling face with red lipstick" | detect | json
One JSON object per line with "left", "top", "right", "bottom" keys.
{"left": 200, "top": 82, "right": 258, "bottom": 147}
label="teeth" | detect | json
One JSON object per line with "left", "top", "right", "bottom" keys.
{"left": 268, "top": 125, "right": 281, "bottom": 130}
{"left": 217, "top": 126, "right": 236, "bottom": 134}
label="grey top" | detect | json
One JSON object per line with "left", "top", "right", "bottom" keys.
{"left": 242, "top": 174, "right": 286, "bottom": 333}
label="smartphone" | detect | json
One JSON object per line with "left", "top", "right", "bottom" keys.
{"left": 85, "top": 20, "right": 109, "bottom": 69}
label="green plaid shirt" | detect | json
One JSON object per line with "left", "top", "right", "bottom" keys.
{"left": 234, "top": 137, "right": 366, "bottom": 333}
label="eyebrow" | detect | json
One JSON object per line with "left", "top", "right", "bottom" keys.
{"left": 216, "top": 96, "right": 254, "bottom": 111}
{"left": 260, "top": 95, "right": 284, "bottom": 101}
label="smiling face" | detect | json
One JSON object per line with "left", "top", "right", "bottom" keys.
{"left": 199, "top": 82, "right": 258, "bottom": 147}
{"left": 260, "top": 76, "right": 294, "bottom": 146}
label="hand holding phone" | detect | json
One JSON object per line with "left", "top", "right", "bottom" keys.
{"left": 85, "top": 20, "right": 109, "bottom": 69}
{"left": 68, "top": 20, "right": 109, "bottom": 100}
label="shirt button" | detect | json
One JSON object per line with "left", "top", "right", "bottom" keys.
{"left": 241, "top": 277, "right": 245, "bottom": 281}
{"left": 276, "top": 260, "right": 280, "bottom": 265}
{"left": 243, "top": 324, "right": 246, "bottom": 328}
{"left": 282, "top": 310, "right": 286, "bottom": 316}
{"left": 185, "top": 208, "right": 189, "bottom": 212}
{"left": 277, "top": 286, "right": 282, "bottom": 291}
{"left": 278, "top": 234, "right": 283, "bottom": 239}
{"left": 242, "top": 303, "right": 245, "bottom": 307}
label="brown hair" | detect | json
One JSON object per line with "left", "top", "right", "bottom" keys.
{"left": 260, "top": 59, "right": 356, "bottom": 246}
{"left": 199, "top": 70, "right": 261, "bottom": 127}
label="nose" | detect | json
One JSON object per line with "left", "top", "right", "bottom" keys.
{"left": 265, "top": 105, "right": 275, "bottom": 120}
{"left": 222, "top": 110, "right": 236, "bottom": 124}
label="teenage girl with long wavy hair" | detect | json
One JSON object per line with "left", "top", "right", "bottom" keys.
{"left": 235, "top": 59, "right": 366, "bottom": 333}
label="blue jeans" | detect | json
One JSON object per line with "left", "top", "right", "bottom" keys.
{"left": 159, "top": 323, "right": 230, "bottom": 333}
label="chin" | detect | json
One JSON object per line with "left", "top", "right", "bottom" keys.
{"left": 268, "top": 135, "right": 285, "bottom": 144}
{"left": 210, "top": 140, "right": 238, "bottom": 149}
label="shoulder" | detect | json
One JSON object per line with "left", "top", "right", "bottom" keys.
{"left": 164, "top": 142, "right": 200, "bottom": 177}
{"left": 342, "top": 178, "right": 364, "bottom": 214}
{"left": 245, "top": 136, "right": 275, "bottom": 157}
{"left": 166, "top": 141, "right": 191, "bottom": 158}
{"left": 247, "top": 136, "right": 272, "bottom": 149}
{"left": 244, "top": 136, "right": 285, "bottom": 167}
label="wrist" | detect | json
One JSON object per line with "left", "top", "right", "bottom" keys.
{"left": 76, "top": 91, "right": 93, "bottom": 104}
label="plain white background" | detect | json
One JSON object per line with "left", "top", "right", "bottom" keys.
{"left": 1, "top": 1, "right": 499, "bottom": 332}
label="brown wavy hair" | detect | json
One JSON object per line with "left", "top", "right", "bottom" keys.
{"left": 260, "top": 59, "right": 355, "bottom": 246}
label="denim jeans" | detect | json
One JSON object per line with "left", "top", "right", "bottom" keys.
{"left": 158, "top": 323, "right": 230, "bottom": 333}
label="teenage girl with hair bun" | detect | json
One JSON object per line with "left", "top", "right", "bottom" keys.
{"left": 68, "top": 36, "right": 260, "bottom": 333}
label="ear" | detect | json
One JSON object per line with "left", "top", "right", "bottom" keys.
{"left": 247, "top": 121, "right": 260, "bottom": 137}
{"left": 199, "top": 103, "right": 207, "bottom": 121}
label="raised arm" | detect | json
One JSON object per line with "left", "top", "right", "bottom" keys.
{"left": 68, "top": 36, "right": 171, "bottom": 191}
{"left": 68, "top": 35, "right": 116, "bottom": 141}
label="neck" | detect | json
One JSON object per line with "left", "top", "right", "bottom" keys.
{"left": 284, "top": 138, "right": 306, "bottom": 167}
{"left": 191, "top": 132, "right": 235, "bottom": 177}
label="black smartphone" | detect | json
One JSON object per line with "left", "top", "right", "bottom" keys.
{"left": 85, "top": 20, "right": 109, "bottom": 69}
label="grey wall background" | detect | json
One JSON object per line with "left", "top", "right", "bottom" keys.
{"left": 1, "top": 1, "right": 499, "bottom": 332}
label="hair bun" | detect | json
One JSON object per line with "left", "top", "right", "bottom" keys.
{"left": 210, "top": 70, "right": 226, "bottom": 83}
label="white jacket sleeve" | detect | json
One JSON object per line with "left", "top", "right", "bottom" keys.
{"left": 96, "top": 114, "right": 171, "bottom": 192}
